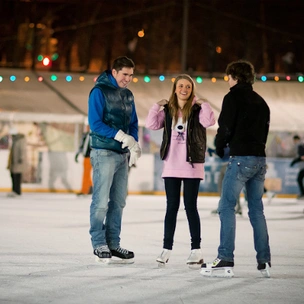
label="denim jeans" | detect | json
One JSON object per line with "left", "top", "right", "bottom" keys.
{"left": 217, "top": 156, "right": 271, "bottom": 264}
{"left": 89, "top": 148, "right": 128, "bottom": 250}
{"left": 163, "top": 178, "right": 201, "bottom": 250}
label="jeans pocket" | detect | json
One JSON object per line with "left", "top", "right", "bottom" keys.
{"left": 237, "top": 162, "right": 257, "bottom": 181}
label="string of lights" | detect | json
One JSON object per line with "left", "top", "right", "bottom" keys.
{"left": 0, "top": 74, "right": 303, "bottom": 84}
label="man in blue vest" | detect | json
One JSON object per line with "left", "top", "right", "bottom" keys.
{"left": 88, "top": 56, "right": 141, "bottom": 264}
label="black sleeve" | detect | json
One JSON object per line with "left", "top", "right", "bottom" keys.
{"left": 215, "top": 94, "right": 237, "bottom": 157}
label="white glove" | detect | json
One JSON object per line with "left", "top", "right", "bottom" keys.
{"left": 114, "top": 130, "right": 136, "bottom": 149}
{"left": 129, "top": 142, "right": 141, "bottom": 167}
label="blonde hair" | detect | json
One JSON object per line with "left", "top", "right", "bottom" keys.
{"left": 168, "top": 74, "right": 195, "bottom": 126}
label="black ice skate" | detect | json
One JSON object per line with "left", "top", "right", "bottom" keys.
{"left": 200, "top": 258, "right": 234, "bottom": 277}
{"left": 94, "top": 245, "right": 112, "bottom": 264}
{"left": 110, "top": 247, "right": 135, "bottom": 264}
{"left": 258, "top": 262, "right": 271, "bottom": 278}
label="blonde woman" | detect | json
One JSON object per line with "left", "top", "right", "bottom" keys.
{"left": 145, "top": 74, "right": 215, "bottom": 267}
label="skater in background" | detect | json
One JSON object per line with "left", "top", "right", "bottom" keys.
{"left": 145, "top": 74, "right": 215, "bottom": 266}
{"left": 210, "top": 144, "right": 242, "bottom": 215}
{"left": 201, "top": 60, "right": 271, "bottom": 278}
{"left": 6, "top": 128, "right": 27, "bottom": 197}
{"left": 290, "top": 135, "right": 304, "bottom": 200}
{"left": 75, "top": 124, "right": 93, "bottom": 196}
{"left": 88, "top": 56, "right": 141, "bottom": 264}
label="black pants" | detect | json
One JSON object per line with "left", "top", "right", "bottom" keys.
{"left": 297, "top": 169, "right": 304, "bottom": 195}
{"left": 11, "top": 173, "right": 22, "bottom": 195}
{"left": 163, "top": 177, "right": 201, "bottom": 250}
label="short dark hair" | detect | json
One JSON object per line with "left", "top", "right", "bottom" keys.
{"left": 293, "top": 135, "right": 300, "bottom": 140}
{"left": 112, "top": 56, "right": 135, "bottom": 72}
{"left": 226, "top": 60, "right": 255, "bottom": 84}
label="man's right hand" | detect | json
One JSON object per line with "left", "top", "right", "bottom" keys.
{"left": 129, "top": 142, "right": 141, "bottom": 167}
{"left": 114, "top": 130, "right": 136, "bottom": 149}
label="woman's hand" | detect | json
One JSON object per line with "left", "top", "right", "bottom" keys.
{"left": 157, "top": 99, "right": 168, "bottom": 106}
{"left": 195, "top": 98, "right": 207, "bottom": 105}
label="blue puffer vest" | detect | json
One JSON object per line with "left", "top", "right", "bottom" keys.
{"left": 90, "top": 71, "right": 134, "bottom": 153}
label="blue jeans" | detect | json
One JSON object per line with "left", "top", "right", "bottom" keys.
{"left": 89, "top": 149, "right": 128, "bottom": 250}
{"left": 217, "top": 156, "right": 271, "bottom": 264}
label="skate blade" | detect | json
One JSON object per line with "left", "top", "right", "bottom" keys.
{"left": 95, "top": 256, "right": 111, "bottom": 264}
{"left": 157, "top": 262, "right": 167, "bottom": 268}
{"left": 110, "top": 257, "right": 135, "bottom": 264}
{"left": 259, "top": 269, "right": 270, "bottom": 278}
{"left": 156, "top": 258, "right": 169, "bottom": 268}
{"left": 187, "top": 259, "right": 204, "bottom": 270}
{"left": 95, "top": 256, "right": 134, "bottom": 265}
{"left": 200, "top": 267, "right": 234, "bottom": 278}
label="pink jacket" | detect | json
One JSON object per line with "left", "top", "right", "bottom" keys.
{"left": 146, "top": 102, "right": 215, "bottom": 179}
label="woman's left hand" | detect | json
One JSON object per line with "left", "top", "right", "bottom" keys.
{"left": 195, "top": 98, "right": 206, "bottom": 105}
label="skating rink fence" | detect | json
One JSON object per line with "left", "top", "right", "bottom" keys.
{"left": 0, "top": 150, "right": 300, "bottom": 195}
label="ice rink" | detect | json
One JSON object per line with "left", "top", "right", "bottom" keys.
{"left": 1, "top": 192, "right": 303, "bottom": 304}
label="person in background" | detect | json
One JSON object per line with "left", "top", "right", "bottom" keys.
{"left": 210, "top": 145, "right": 242, "bottom": 215}
{"left": 145, "top": 74, "right": 215, "bottom": 267}
{"left": 75, "top": 124, "right": 93, "bottom": 196}
{"left": 290, "top": 135, "right": 304, "bottom": 200}
{"left": 7, "top": 128, "right": 27, "bottom": 197}
{"left": 201, "top": 60, "right": 271, "bottom": 278}
{"left": 88, "top": 56, "right": 141, "bottom": 264}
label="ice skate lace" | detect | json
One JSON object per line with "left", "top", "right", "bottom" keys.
{"left": 115, "top": 247, "right": 129, "bottom": 254}
{"left": 96, "top": 245, "right": 110, "bottom": 253}
{"left": 212, "top": 258, "right": 221, "bottom": 266}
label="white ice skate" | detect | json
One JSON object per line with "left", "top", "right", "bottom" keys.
{"left": 156, "top": 249, "right": 171, "bottom": 267}
{"left": 258, "top": 262, "right": 271, "bottom": 278}
{"left": 200, "top": 258, "right": 234, "bottom": 278}
{"left": 186, "top": 249, "right": 204, "bottom": 269}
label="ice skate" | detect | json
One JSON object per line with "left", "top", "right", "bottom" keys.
{"left": 258, "top": 262, "right": 271, "bottom": 278}
{"left": 200, "top": 258, "right": 234, "bottom": 278}
{"left": 109, "top": 247, "right": 135, "bottom": 264}
{"left": 156, "top": 249, "right": 171, "bottom": 267}
{"left": 266, "top": 191, "right": 275, "bottom": 204}
{"left": 7, "top": 192, "right": 19, "bottom": 198}
{"left": 186, "top": 249, "right": 204, "bottom": 269}
{"left": 94, "top": 245, "right": 112, "bottom": 264}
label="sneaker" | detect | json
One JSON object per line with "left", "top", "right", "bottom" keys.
{"left": 156, "top": 249, "right": 171, "bottom": 265}
{"left": 258, "top": 262, "right": 271, "bottom": 278}
{"left": 186, "top": 249, "right": 204, "bottom": 265}
{"left": 200, "top": 258, "right": 234, "bottom": 277}
{"left": 110, "top": 247, "right": 134, "bottom": 259}
{"left": 94, "top": 245, "right": 112, "bottom": 259}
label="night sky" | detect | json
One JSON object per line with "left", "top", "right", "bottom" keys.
{"left": 0, "top": 0, "right": 303, "bottom": 74}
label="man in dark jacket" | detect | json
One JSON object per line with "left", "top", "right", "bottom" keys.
{"left": 201, "top": 60, "right": 271, "bottom": 278}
